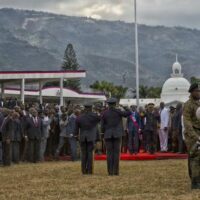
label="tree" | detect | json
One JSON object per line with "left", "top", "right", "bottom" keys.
{"left": 90, "top": 81, "right": 127, "bottom": 99}
{"left": 139, "top": 85, "right": 162, "bottom": 98}
{"left": 139, "top": 85, "right": 148, "bottom": 98}
{"left": 61, "top": 43, "right": 79, "bottom": 71}
{"left": 44, "top": 43, "right": 81, "bottom": 91}
{"left": 61, "top": 43, "right": 81, "bottom": 91}
{"left": 190, "top": 76, "right": 200, "bottom": 84}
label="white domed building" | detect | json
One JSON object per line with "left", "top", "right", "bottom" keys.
{"left": 161, "top": 59, "right": 190, "bottom": 106}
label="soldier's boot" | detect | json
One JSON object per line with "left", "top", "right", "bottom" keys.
{"left": 191, "top": 182, "right": 200, "bottom": 189}
{"left": 54, "top": 150, "right": 60, "bottom": 160}
{"left": 191, "top": 177, "right": 200, "bottom": 189}
{"left": 82, "top": 168, "right": 87, "bottom": 175}
{"left": 87, "top": 166, "right": 93, "bottom": 175}
{"left": 108, "top": 168, "right": 113, "bottom": 176}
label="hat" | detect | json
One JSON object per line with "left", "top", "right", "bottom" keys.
{"left": 94, "top": 103, "right": 102, "bottom": 110}
{"left": 188, "top": 83, "right": 200, "bottom": 93}
{"left": 130, "top": 105, "right": 137, "bottom": 108}
{"left": 148, "top": 103, "right": 155, "bottom": 106}
{"left": 84, "top": 103, "right": 93, "bottom": 108}
{"left": 169, "top": 106, "right": 175, "bottom": 110}
{"left": 107, "top": 98, "right": 117, "bottom": 104}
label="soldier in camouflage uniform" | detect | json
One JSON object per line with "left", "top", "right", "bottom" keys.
{"left": 183, "top": 83, "right": 200, "bottom": 189}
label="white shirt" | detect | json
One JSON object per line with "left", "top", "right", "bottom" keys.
{"left": 159, "top": 108, "right": 169, "bottom": 129}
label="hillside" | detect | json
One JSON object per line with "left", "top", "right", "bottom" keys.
{"left": 0, "top": 8, "right": 200, "bottom": 88}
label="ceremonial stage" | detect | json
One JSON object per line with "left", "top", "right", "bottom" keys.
{"left": 95, "top": 152, "right": 188, "bottom": 161}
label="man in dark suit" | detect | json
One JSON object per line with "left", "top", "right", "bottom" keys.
{"left": 0, "top": 108, "right": 5, "bottom": 164}
{"left": 144, "top": 103, "right": 159, "bottom": 154}
{"left": 1, "top": 109, "right": 14, "bottom": 166}
{"left": 101, "top": 98, "right": 131, "bottom": 175}
{"left": 11, "top": 112, "right": 23, "bottom": 163}
{"left": 66, "top": 109, "right": 81, "bottom": 161}
{"left": 127, "top": 105, "right": 141, "bottom": 154}
{"left": 75, "top": 103, "right": 100, "bottom": 174}
{"left": 25, "top": 108, "right": 43, "bottom": 163}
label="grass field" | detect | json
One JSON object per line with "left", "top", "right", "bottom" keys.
{"left": 0, "top": 160, "right": 199, "bottom": 200}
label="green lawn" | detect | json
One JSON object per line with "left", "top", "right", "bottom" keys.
{"left": 0, "top": 160, "right": 199, "bottom": 200}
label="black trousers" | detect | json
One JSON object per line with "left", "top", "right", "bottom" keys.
{"left": 28, "top": 139, "right": 41, "bottom": 163}
{"left": 12, "top": 141, "right": 20, "bottom": 163}
{"left": 146, "top": 130, "right": 156, "bottom": 154}
{"left": 105, "top": 137, "right": 121, "bottom": 175}
{"left": 2, "top": 141, "right": 11, "bottom": 166}
{"left": 80, "top": 140, "right": 94, "bottom": 174}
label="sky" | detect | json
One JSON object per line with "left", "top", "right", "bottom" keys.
{"left": 0, "top": 0, "right": 200, "bottom": 29}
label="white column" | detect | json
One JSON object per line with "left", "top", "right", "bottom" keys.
{"left": 39, "top": 81, "right": 43, "bottom": 104}
{"left": 60, "top": 77, "right": 64, "bottom": 106}
{"left": 1, "top": 82, "right": 5, "bottom": 99}
{"left": 21, "top": 78, "right": 25, "bottom": 104}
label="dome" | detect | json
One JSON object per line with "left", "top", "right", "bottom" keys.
{"left": 172, "top": 61, "right": 182, "bottom": 77}
{"left": 161, "top": 77, "right": 190, "bottom": 104}
{"left": 172, "top": 61, "right": 181, "bottom": 71}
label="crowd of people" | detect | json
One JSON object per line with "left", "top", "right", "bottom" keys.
{"left": 121, "top": 101, "right": 186, "bottom": 155}
{"left": 0, "top": 96, "right": 186, "bottom": 167}
{"left": 0, "top": 99, "right": 82, "bottom": 166}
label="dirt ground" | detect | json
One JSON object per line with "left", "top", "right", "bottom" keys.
{"left": 0, "top": 160, "right": 199, "bottom": 200}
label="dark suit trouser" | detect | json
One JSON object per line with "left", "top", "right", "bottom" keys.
{"left": 0, "top": 141, "right": 2, "bottom": 163}
{"left": 105, "top": 137, "right": 121, "bottom": 175}
{"left": 80, "top": 140, "right": 94, "bottom": 174}
{"left": 172, "top": 130, "right": 184, "bottom": 153}
{"left": 12, "top": 141, "right": 20, "bottom": 163}
{"left": 69, "top": 137, "right": 77, "bottom": 161}
{"left": 2, "top": 141, "right": 11, "bottom": 166}
{"left": 28, "top": 139, "right": 41, "bottom": 163}
{"left": 128, "top": 130, "right": 139, "bottom": 154}
{"left": 146, "top": 130, "right": 156, "bottom": 153}
{"left": 142, "top": 131, "right": 147, "bottom": 151}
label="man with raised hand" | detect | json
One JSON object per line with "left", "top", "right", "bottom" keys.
{"left": 101, "top": 98, "right": 131, "bottom": 176}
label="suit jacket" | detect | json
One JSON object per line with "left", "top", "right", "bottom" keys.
{"left": 101, "top": 108, "right": 131, "bottom": 139}
{"left": 75, "top": 111, "right": 101, "bottom": 142}
{"left": 11, "top": 119, "right": 23, "bottom": 142}
{"left": 25, "top": 116, "right": 43, "bottom": 140}
{"left": 66, "top": 113, "right": 77, "bottom": 137}
{"left": 127, "top": 111, "right": 141, "bottom": 132}
{"left": 144, "top": 111, "right": 159, "bottom": 132}
{"left": 1, "top": 117, "right": 14, "bottom": 142}
{"left": 0, "top": 112, "right": 4, "bottom": 141}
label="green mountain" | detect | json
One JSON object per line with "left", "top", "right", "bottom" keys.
{"left": 0, "top": 8, "right": 199, "bottom": 88}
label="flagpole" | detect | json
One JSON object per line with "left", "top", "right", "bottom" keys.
{"left": 134, "top": 0, "right": 140, "bottom": 108}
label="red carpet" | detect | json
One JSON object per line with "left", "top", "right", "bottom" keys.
{"left": 45, "top": 152, "right": 188, "bottom": 162}
{"left": 95, "top": 152, "right": 188, "bottom": 161}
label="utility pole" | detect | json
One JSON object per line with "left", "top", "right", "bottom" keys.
{"left": 134, "top": 0, "right": 140, "bottom": 108}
